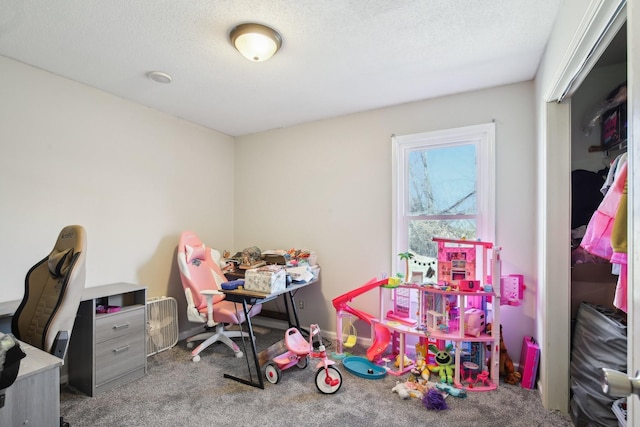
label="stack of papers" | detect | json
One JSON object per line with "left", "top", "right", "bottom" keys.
{"left": 286, "top": 266, "right": 314, "bottom": 283}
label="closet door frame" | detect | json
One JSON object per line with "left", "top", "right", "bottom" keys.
{"left": 627, "top": 2, "right": 638, "bottom": 425}
{"left": 542, "top": 0, "right": 635, "bottom": 415}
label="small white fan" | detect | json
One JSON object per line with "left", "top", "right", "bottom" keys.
{"left": 146, "top": 297, "right": 178, "bottom": 356}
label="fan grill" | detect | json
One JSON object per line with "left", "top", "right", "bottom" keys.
{"left": 146, "top": 297, "right": 179, "bottom": 356}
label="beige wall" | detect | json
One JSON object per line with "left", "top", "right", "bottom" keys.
{"left": 235, "top": 81, "right": 538, "bottom": 363}
{"left": 0, "top": 55, "right": 235, "bottom": 331}
{"left": 0, "top": 54, "right": 538, "bottom": 364}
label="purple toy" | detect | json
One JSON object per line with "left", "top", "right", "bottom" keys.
{"left": 423, "top": 388, "right": 448, "bottom": 410}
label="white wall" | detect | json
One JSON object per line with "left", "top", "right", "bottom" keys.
{"left": 0, "top": 56, "right": 235, "bottom": 331}
{"left": 234, "top": 81, "right": 538, "bottom": 363}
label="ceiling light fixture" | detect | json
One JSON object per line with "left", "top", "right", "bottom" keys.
{"left": 229, "top": 23, "right": 282, "bottom": 62}
{"left": 146, "top": 71, "right": 173, "bottom": 84}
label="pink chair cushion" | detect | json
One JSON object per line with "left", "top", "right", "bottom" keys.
{"left": 178, "top": 230, "right": 261, "bottom": 320}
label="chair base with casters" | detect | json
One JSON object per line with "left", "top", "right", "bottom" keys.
{"left": 187, "top": 324, "right": 245, "bottom": 361}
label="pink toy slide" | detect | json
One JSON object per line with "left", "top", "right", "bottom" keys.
{"left": 332, "top": 278, "right": 391, "bottom": 361}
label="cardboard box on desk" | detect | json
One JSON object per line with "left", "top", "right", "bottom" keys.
{"left": 244, "top": 265, "right": 286, "bottom": 294}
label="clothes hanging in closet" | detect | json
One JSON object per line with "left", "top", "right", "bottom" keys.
{"left": 611, "top": 178, "right": 628, "bottom": 312}
{"left": 580, "top": 153, "right": 628, "bottom": 312}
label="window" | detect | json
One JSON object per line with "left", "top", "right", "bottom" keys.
{"left": 392, "top": 123, "right": 496, "bottom": 280}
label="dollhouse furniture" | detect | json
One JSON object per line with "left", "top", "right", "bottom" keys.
{"left": 177, "top": 231, "right": 262, "bottom": 362}
{"left": 376, "top": 238, "right": 502, "bottom": 391}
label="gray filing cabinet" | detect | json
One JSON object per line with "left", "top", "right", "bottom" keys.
{"left": 68, "top": 283, "right": 147, "bottom": 396}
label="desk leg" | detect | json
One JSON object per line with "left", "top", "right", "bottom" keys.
{"left": 287, "top": 291, "right": 302, "bottom": 329}
{"left": 223, "top": 299, "right": 265, "bottom": 389}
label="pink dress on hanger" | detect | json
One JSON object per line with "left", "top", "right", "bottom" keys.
{"left": 580, "top": 160, "right": 627, "bottom": 261}
{"left": 611, "top": 178, "right": 628, "bottom": 312}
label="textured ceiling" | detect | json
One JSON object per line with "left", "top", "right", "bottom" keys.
{"left": 0, "top": 1, "right": 563, "bottom": 136}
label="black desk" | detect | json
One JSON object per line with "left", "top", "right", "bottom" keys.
{"left": 221, "top": 280, "right": 316, "bottom": 389}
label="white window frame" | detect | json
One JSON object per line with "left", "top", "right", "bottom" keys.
{"left": 391, "top": 123, "right": 496, "bottom": 275}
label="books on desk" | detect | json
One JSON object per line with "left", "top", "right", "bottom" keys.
{"left": 239, "top": 260, "right": 266, "bottom": 270}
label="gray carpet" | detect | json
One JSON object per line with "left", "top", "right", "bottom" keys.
{"left": 60, "top": 327, "right": 573, "bottom": 427}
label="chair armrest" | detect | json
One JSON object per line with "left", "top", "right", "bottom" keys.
{"left": 199, "top": 290, "right": 222, "bottom": 327}
{"left": 184, "top": 288, "right": 205, "bottom": 324}
{"left": 200, "top": 290, "right": 223, "bottom": 296}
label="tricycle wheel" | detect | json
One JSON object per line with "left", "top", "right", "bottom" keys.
{"left": 297, "top": 355, "right": 309, "bottom": 369}
{"left": 315, "top": 366, "right": 342, "bottom": 394}
{"left": 264, "top": 363, "right": 281, "bottom": 384}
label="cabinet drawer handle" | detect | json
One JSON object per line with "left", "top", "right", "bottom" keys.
{"left": 113, "top": 345, "right": 130, "bottom": 354}
{"left": 112, "top": 323, "right": 130, "bottom": 331}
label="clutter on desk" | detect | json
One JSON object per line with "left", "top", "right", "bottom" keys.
{"left": 286, "top": 266, "right": 316, "bottom": 283}
{"left": 225, "top": 246, "right": 266, "bottom": 269}
{"left": 262, "top": 248, "right": 317, "bottom": 267}
{"left": 221, "top": 279, "right": 244, "bottom": 290}
{"left": 244, "top": 264, "right": 287, "bottom": 294}
{"left": 0, "top": 333, "right": 26, "bottom": 394}
{"left": 223, "top": 247, "right": 319, "bottom": 284}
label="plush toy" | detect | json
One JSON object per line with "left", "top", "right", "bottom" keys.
{"left": 427, "top": 344, "right": 455, "bottom": 384}
{"left": 423, "top": 388, "right": 448, "bottom": 410}
{"left": 409, "top": 355, "right": 431, "bottom": 384}
{"left": 392, "top": 381, "right": 425, "bottom": 400}
{"left": 404, "top": 381, "right": 426, "bottom": 399}
{"left": 486, "top": 323, "right": 521, "bottom": 385}
{"left": 394, "top": 354, "right": 413, "bottom": 368}
{"left": 392, "top": 381, "right": 411, "bottom": 399}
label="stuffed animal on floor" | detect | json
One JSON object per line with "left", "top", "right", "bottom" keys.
{"left": 392, "top": 381, "right": 425, "bottom": 400}
{"left": 486, "top": 323, "right": 521, "bottom": 385}
{"left": 392, "top": 381, "right": 411, "bottom": 399}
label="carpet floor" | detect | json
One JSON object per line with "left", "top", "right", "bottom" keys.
{"left": 60, "top": 326, "right": 573, "bottom": 427}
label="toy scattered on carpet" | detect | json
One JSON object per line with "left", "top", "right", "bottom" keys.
{"left": 391, "top": 380, "right": 462, "bottom": 411}
{"left": 423, "top": 388, "right": 448, "bottom": 410}
{"left": 436, "top": 382, "right": 467, "bottom": 398}
{"left": 487, "top": 323, "right": 521, "bottom": 385}
{"left": 392, "top": 381, "right": 414, "bottom": 400}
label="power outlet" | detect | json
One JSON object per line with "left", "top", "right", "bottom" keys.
{"left": 298, "top": 300, "right": 304, "bottom": 309}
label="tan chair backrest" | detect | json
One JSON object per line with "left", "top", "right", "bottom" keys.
{"left": 12, "top": 225, "right": 86, "bottom": 357}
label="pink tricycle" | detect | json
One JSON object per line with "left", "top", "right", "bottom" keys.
{"left": 264, "top": 324, "right": 343, "bottom": 394}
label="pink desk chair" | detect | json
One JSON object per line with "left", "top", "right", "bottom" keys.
{"left": 177, "top": 231, "right": 261, "bottom": 362}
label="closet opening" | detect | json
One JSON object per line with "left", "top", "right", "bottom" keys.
{"left": 569, "top": 21, "right": 628, "bottom": 426}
